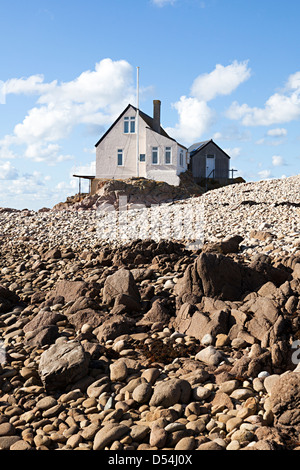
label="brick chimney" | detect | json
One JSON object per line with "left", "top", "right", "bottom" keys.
{"left": 153, "top": 100, "right": 161, "bottom": 133}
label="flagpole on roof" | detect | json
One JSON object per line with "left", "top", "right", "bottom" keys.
{"left": 136, "top": 66, "right": 140, "bottom": 178}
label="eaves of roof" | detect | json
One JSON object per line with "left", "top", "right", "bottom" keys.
{"left": 189, "top": 139, "right": 231, "bottom": 159}
{"left": 95, "top": 103, "right": 187, "bottom": 150}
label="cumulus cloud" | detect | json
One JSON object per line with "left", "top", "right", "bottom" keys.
{"left": 191, "top": 61, "right": 251, "bottom": 102}
{"left": 0, "top": 161, "right": 19, "bottom": 180}
{"left": 72, "top": 160, "right": 96, "bottom": 177}
{"left": 4, "top": 75, "right": 56, "bottom": 96}
{"left": 272, "top": 155, "right": 285, "bottom": 167}
{"left": 165, "top": 96, "right": 214, "bottom": 143}
{"left": 258, "top": 169, "right": 272, "bottom": 179}
{"left": 0, "top": 58, "right": 135, "bottom": 163}
{"left": 267, "top": 128, "right": 287, "bottom": 137}
{"left": 223, "top": 147, "right": 241, "bottom": 160}
{"left": 166, "top": 60, "right": 251, "bottom": 143}
{"left": 227, "top": 71, "right": 300, "bottom": 126}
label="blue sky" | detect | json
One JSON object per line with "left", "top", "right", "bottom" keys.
{"left": 0, "top": 0, "right": 299, "bottom": 210}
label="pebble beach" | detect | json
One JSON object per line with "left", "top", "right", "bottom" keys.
{"left": 0, "top": 175, "right": 299, "bottom": 451}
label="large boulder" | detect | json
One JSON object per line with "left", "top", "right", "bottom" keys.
{"left": 38, "top": 340, "right": 90, "bottom": 391}
{"left": 175, "top": 252, "right": 288, "bottom": 309}
{"left": 174, "top": 253, "right": 244, "bottom": 305}
{"left": 248, "top": 254, "right": 291, "bottom": 287}
{"left": 46, "top": 280, "right": 89, "bottom": 304}
{"left": 103, "top": 268, "right": 140, "bottom": 306}
{"left": 202, "top": 235, "right": 244, "bottom": 255}
{"left": 23, "top": 310, "right": 66, "bottom": 333}
{"left": 270, "top": 372, "right": 300, "bottom": 438}
{"left": 25, "top": 325, "right": 59, "bottom": 348}
{"left": 67, "top": 309, "right": 104, "bottom": 332}
{"left": 141, "top": 298, "right": 171, "bottom": 324}
{"left": 173, "top": 303, "right": 230, "bottom": 341}
{"left": 23, "top": 309, "right": 66, "bottom": 348}
{"left": 242, "top": 296, "right": 280, "bottom": 342}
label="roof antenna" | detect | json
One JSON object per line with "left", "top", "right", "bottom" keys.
{"left": 136, "top": 66, "right": 140, "bottom": 178}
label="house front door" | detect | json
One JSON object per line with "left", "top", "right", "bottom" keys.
{"left": 206, "top": 155, "right": 215, "bottom": 178}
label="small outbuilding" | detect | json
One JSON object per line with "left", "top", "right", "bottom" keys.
{"left": 188, "top": 139, "right": 236, "bottom": 184}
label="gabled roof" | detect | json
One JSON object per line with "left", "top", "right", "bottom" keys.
{"left": 188, "top": 139, "right": 231, "bottom": 159}
{"left": 95, "top": 103, "right": 187, "bottom": 149}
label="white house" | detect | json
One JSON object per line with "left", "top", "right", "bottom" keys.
{"left": 94, "top": 100, "right": 188, "bottom": 186}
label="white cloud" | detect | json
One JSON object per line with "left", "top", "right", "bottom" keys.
{"left": 0, "top": 161, "right": 19, "bottom": 180}
{"left": 166, "top": 61, "right": 251, "bottom": 143}
{"left": 72, "top": 160, "right": 96, "bottom": 176}
{"left": 272, "top": 155, "right": 285, "bottom": 167}
{"left": 212, "top": 125, "right": 251, "bottom": 142}
{"left": 227, "top": 71, "right": 300, "bottom": 126}
{"left": 24, "top": 142, "right": 74, "bottom": 164}
{"left": 4, "top": 74, "right": 56, "bottom": 96}
{"left": 165, "top": 96, "right": 214, "bottom": 143}
{"left": 0, "top": 81, "right": 6, "bottom": 104}
{"left": 285, "top": 71, "right": 300, "bottom": 91}
{"left": 191, "top": 60, "right": 251, "bottom": 102}
{"left": 152, "top": 0, "right": 176, "bottom": 6}
{"left": 223, "top": 147, "right": 241, "bottom": 160}
{"left": 258, "top": 169, "right": 272, "bottom": 179}
{"left": 267, "top": 128, "right": 287, "bottom": 137}
{"left": 0, "top": 58, "right": 135, "bottom": 163}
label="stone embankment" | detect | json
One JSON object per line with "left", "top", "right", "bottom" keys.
{"left": 0, "top": 175, "right": 299, "bottom": 450}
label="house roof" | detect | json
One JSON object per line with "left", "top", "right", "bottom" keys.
{"left": 95, "top": 103, "right": 187, "bottom": 149}
{"left": 188, "top": 139, "right": 231, "bottom": 159}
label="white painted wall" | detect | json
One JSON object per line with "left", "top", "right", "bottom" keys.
{"left": 95, "top": 105, "right": 188, "bottom": 186}
{"left": 96, "top": 106, "right": 147, "bottom": 179}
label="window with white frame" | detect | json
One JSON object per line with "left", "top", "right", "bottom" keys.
{"left": 152, "top": 147, "right": 159, "bottom": 164}
{"left": 124, "top": 116, "right": 135, "bottom": 134}
{"left": 179, "top": 150, "right": 184, "bottom": 167}
{"left": 117, "top": 149, "right": 123, "bottom": 166}
{"left": 165, "top": 146, "right": 172, "bottom": 164}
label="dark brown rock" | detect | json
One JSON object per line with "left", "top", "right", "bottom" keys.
{"left": 0, "top": 285, "right": 21, "bottom": 313}
{"left": 65, "top": 296, "right": 100, "bottom": 315}
{"left": 103, "top": 268, "right": 140, "bottom": 306}
{"left": 42, "top": 247, "right": 61, "bottom": 261}
{"left": 46, "top": 280, "right": 89, "bottom": 304}
{"left": 202, "top": 235, "right": 243, "bottom": 255}
{"left": 25, "top": 325, "right": 59, "bottom": 347}
{"left": 141, "top": 298, "right": 171, "bottom": 324}
{"left": 96, "top": 314, "right": 135, "bottom": 342}
{"left": 38, "top": 340, "right": 90, "bottom": 391}
{"left": 23, "top": 310, "right": 66, "bottom": 333}
{"left": 243, "top": 296, "right": 280, "bottom": 342}
{"left": 271, "top": 372, "right": 300, "bottom": 437}
{"left": 67, "top": 309, "right": 104, "bottom": 331}
{"left": 173, "top": 304, "right": 230, "bottom": 341}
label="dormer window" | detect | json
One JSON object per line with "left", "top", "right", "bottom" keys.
{"left": 124, "top": 116, "right": 135, "bottom": 134}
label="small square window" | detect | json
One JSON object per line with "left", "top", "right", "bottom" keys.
{"left": 139, "top": 154, "right": 146, "bottom": 162}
